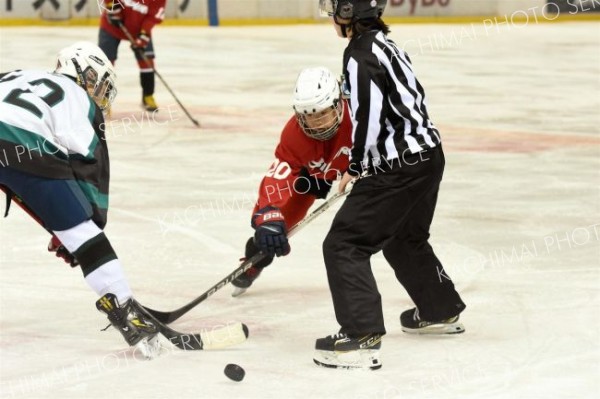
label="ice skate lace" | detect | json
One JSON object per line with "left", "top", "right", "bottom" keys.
{"left": 413, "top": 308, "right": 420, "bottom": 321}
{"left": 100, "top": 302, "right": 132, "bottom": 331}
{"left": 329, "top": 333, "right": 347, "bottom": 340}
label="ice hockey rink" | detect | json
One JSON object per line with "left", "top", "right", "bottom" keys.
{"left": 0, "top": 20, "right": 599, "bottom": 399}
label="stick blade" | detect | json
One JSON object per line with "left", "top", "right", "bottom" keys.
{"left": 201, "top": 322, "right": 249, "bottom": 350}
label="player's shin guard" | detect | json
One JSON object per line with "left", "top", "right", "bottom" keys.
{"left": 54, "top": 221, "right": 132, "bottom": 302}
{"left": 73, "top": 231, "right": 118, "bottom": 276}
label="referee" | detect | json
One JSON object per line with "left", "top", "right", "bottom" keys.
{"left": 314, "top": 0, "right": 466, "bottom": 370}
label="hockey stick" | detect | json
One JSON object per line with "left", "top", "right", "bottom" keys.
{"left": 142, "top": 186, "right": 353, "bottom": 324}
{"left": 134, "top": 299, "right": 249, "bottom": 350}
{"left": 117, "top": 22, "right": 201, "bottom": 128}
{"left": 1, "top": 185, "right": 42, "bottom": 223}
{"left": 0, "top": 187, "right": 248, "bottom": 349}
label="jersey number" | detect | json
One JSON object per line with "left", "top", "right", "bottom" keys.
{"left": 266, "top": 159, "right": 292, "bottom": 180}
{"left": 2, "top": 78, "right": 65, "bottom": 118}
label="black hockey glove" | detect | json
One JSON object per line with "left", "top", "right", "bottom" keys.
{"left": 243, "top": 237, "right": 275, "bottom": 269}
{"left": 105, "top": 1, "right": 123, "bottom": 26}
{"left": 293, "top": 168, "right": 333, "bottom": 199}
{"left": 251, "top": 206, "right": 290, "bottom": 258}
{"left": 48, "top": 236, "right": 79, "bottom": 267}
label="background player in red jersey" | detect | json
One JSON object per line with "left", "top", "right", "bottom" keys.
{"left": 98, "top": 0, "right": 165, "bottom": 112}
{"left": 232, "top": 67, "right": 352, "bottom": 297}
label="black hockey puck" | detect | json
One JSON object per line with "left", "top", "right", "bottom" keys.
{"left": 224, "top": 364, "right": 245, "bottom": 382}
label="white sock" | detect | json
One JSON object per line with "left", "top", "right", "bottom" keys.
{"left": 53, "top": 221, "right": 133, "bottom": 303}
{"left": 53, "top": 219, "right": 102, "bottom": 252}
{"left": 84, "top": 260, "right": 132, "bottom": 304}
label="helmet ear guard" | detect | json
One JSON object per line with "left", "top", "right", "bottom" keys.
{"left": 292, "top": 67, "right": 344, "bottom": 141}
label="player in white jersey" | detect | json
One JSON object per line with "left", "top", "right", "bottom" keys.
{"left": 0, "top": 42, "right": 160, "bottom": 358}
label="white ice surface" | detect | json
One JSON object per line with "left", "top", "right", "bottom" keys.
{"left": 0, "top": 22, "right": 599, "bottom": 399}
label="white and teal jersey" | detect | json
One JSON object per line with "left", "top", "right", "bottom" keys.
{"left": 0, "top": 69, "right": 110, "bottom": 228}
{"left": 0, "top": 70, "right": 98, "bottom": 161}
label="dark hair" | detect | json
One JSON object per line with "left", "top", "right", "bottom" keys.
{"left": 351, "top": 17, "right": 390, "bottom": 35}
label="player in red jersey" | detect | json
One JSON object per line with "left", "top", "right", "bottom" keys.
{"left": 98, "top": 0, "right": 166, "bottom": 112}
{"left": 232, "top": 67, "right": 352, "bottom": 297}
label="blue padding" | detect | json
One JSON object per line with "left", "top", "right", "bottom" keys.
{"left": 0, "top": 167, "right": 92, "bottom": 231}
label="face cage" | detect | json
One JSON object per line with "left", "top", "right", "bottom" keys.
{"left": 83, "top": 67, "right": 116, "bottom": 111}
{"left": 297, "top": 100, "right": 344, "bottom": 141}
{"left": 319, "top": 0, "right": 336, "bottom": 17}
{"left": 319, "top": 0, "right": 356, "bottom": 19}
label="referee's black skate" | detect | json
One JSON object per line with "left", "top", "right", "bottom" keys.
{"left": 96, "top": 293, "right": 161, "bottom": 359}
{"left": 231, "top": 266, "right": 262, "bottom": 297}
{"left": 313, "top": 332, "right": 382, "bottom": 370}
{"left": 400, "top": 308, "right": 465, "bottom": 335}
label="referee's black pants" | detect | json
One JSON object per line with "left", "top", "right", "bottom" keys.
{"left": 322, "top": 146, "right": 466, "bottom": 336}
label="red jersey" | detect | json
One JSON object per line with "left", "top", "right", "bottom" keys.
{"left": 100, "top": 0, "right": 166, "bottom": 39}
{"left": 254, "top": 102, "right": 353, "bottom": 228}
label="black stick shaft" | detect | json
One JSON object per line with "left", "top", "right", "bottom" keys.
{"left": 142, "top": 189, "right": 350, "bottom": 323}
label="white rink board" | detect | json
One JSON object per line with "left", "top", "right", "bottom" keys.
{"left": 0, "top": 0, "right": 549, "bottom": 20}
{"left": 0, "top": 22, "right": 599, "bottom": 399}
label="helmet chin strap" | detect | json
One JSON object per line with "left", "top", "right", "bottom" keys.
{"left": 71, "top": 58, "right": 88, "bottom": 90}
{"left": 341, "top": 24, "right": 350, "bottom": 38}
{"left": 333, "top": 15, "right": 351, "bottom": 38}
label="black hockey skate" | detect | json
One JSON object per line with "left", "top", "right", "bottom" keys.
{"left": 313, "top": 332, "right": 382, "bottom": 370}
{"left": 96, "top": 293, "right": 161, "bottom": 359}
{"left": 231, "top": 238, "right": 274, "bottom": 297}
{"left": 400, "top": 307, "right": 465, "bottom": 335}
{"left": 231, "top": 266, "right": 262, "bottom": 297}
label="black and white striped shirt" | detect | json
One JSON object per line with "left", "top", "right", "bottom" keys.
{"left": 343, "top": 30, "right": 441, "bottom": 174}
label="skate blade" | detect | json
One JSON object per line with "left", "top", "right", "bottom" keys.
{"left": 402, "top": 321, "right": 465, "bottom": 335}
{"left": 201, "top": 322, "right": 249, "bottom": 350}
{"left": 231, "top": 287, "right": 248, "bottom": 297}
{"left": 133, "top": 334, "right": 163, "bottom": 360}
{"left": 313, "top": 349, "right": 381, "bottom": 370}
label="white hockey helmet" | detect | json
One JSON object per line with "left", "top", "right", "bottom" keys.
{"left": 293, "top": 67, "right": 343, "bottom": 141}
{"left": 55, "top": 41, "right": 117, "bottom": 111}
